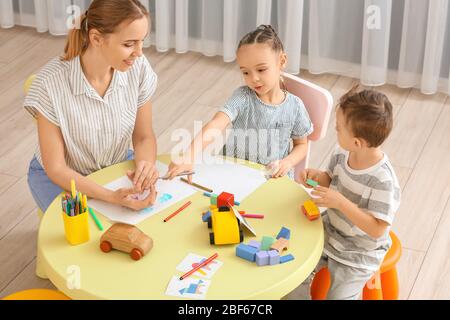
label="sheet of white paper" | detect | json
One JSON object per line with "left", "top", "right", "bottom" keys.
{"left": 190, "top": 157, "right": 267, "bottom": 202}
{"left": 166, "top": 276, "right": 211, "bottom": 300}
{"left": 89, "top": 161, "right": 196, "bottom": 225}
{"left": 176, "top": 253, "right": 223, "bottom": 279}
{"left": 230, "top": 205, "right": 257, "bottom": 236}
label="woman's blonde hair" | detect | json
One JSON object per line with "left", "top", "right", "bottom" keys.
{"left": 62, "top": 0, "right": 149, "bottom": 61}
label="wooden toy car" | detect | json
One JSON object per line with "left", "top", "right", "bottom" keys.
{"left": 100, "top": 223, "right": 153, "bottom": 261}
{"left": 206, "top": 207, "right": 243, "bottom": 245}
{"left": 301, "top": 200, "right": 320, "bottom": 221}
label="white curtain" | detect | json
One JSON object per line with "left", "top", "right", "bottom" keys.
{"left": 1, "top": 0, "right": 449, "bottom": 95}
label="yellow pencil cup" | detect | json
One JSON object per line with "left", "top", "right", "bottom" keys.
{"left": 62, "top": 211, "right": 90, "bottom": 245}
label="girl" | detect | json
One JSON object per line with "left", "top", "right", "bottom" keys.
{"left": 26, "top": 0, "right": 158, "bottom": 212}
{"left": 166, "top": 25, "right": 313, "bottom": 180}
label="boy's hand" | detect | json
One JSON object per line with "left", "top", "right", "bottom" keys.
{"left": 311, "top": 186, "right": 346, "bottom": 210}
{"left": 299, "top": 168, "right": 322, "bottom": 188}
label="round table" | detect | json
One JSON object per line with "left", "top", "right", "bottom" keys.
{"left": 37, "top": 156, "right": 323, "bottom": 299}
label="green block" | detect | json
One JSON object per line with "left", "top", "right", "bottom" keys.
{"left": 306, "top": 179, "right": 319, "bottom": 188}
{"left": 261, "top": 236, "right": 276, "bottom": 250}
{"left": 210, "top": 194, "right": 218, "bottom": 206}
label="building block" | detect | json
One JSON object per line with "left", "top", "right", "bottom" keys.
{"left": 280, "top": 254, "right": 295, "bottom": 264}
{"left": 248, "top": 240, "right": 261, "bottom": 250}
{"left": 261, "top": 236, "right": 276, "bottom": 250}
{"left": 210, "top": 205, "right": 217, "bottom": 210}
{"left": 236, "top": 244, "right": 258, "bottom": 262}
{"left": 202, "top": 211, "right": 211, "bottom": 222}
{"left": 256, "top": 251, "right": 269, "bottom": 266}
{"left": 276, "top": 227, "right": 291, "bottom": 240}
{"left": 270, "top": 238, "right": 289, "bottom": 253}
{"left": 210, "top": 194, "right": 218, "bottom": 206}
{"left": 218, "top": 206, "right": 230, "bottom": 212}
{"left": 306, "top": 179, "right": 319, "bottom": 188}
{"left": 268, "top": 250, "right": 280, "bottom": 265}
{"left": 217, "top": 192, "right": 234, "bottom": 207}
{"left": 301, "top": 200, "right": 320, "bottom": 221}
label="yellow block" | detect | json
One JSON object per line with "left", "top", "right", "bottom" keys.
{"left": 303, "top": 200, "right": 320, "bottom": 216}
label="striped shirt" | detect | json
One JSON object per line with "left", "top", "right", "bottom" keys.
{"left": 322, "top": 146, "right": 401, "bottom": 271}
{"left": 24, "top": 55, "right": 157, "bottom": 176}
{"left": 219, "top": 86, "right": 313, "bottom": 176}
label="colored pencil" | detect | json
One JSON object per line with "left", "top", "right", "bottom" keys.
{"left": 70, "top": 179, "right": 76, "bottom": 199}
{"left": 88, "top": 207, "right": 104, "bottom": 231}
{"left": 240, "top": 214, "right": 264, "bottom": 219}
{"left": 159, "top": 171, "right": 195, "bottom": 180}
{"left": 180, "top": 178, "right": 213, "bottom": 193}
{"left": 163, "top": 201, "right": 192, "bottom": 222}
{"left": 179, "top": 253, "right": 218, "bottom": 280}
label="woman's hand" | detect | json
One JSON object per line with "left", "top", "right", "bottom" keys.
{"left": 311, "top": 186, "right": 346, "bottom": 210}
{"left": 111, "top": 185, "right": 157, "bottom": 211}
{"left": 298, "top": 168, "right": 323, "bottom": 188}
{"left": 165, "top": 160, "right": 194, "bottom": 182}
{"left": 127, "top": 160, "right": 159, "bottom": 193}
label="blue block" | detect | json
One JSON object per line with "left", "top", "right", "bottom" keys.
{"left": 280, "top": 254, "right": 295, "bottom": 264}
{"left": 236, "top": 244, "right": 258, "bottom": 262}
{"left": 248, "top": 240, "right": 261, "bottom": 250}
{"left": 202, "top": 211, "right": 211, "bottom": 222}
{"left": 268, "top": 250, "right": 280, "bottom": 265}
{"left": 276, "top": 227, "right": 291, "bottom": 240}
{"left": 256, "top": 251, "right": 269, "bottom": 266}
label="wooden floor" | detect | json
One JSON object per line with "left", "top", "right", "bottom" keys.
{"left": 1, "top": 26, "right": 449, "bottom": 300}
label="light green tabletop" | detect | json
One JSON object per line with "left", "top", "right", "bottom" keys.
{"left": 37, "top": 155, "right": 323, "bottom": 299}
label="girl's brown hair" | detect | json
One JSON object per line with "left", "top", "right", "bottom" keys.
{"left": 63, "top": 0, "right": 149, "bottom": 61}
{"left": 237, "top": 24, "right": 284, "bottom": 53}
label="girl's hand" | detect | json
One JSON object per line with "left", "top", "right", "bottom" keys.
{"left": 269, "top": 159, "right": 293, "bottom": 178}
{"left": 127, "top": 160, "right": 159, "bottom": 193}
{"left": 311, "top": 186, "right": 346, "bottom": 210}
{"left": 112, "top": 185, "right": 157, "bottom": 211}
{"left": 165, "top": 161, "right": 194, "bottom": 182}
{"left": 298, "top": 168, "right": 323, "bottom": 188}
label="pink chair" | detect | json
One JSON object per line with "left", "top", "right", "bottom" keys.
{"left": 282, "top": 72, "right": 333, "bottom": 183}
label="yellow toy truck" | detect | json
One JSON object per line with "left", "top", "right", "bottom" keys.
{"left": 205, "top": 206, "right": 244, "bottom": 245}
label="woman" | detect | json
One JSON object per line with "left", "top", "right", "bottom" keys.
{"left": 25, "top": 0, "right": 158, "bottom": 212}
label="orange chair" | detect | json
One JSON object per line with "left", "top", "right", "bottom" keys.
{"left": 2, "top": 289, "right": 70, "bottom": 300}
{"left": 310, "top": 231, "right": 402, "bottom": 300}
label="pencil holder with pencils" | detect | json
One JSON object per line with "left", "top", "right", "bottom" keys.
{"left": 62, "top": 210, "right": 90, "bottom": 245}
{"left": 61, "top": 179, "right": 90, "bottom": 245}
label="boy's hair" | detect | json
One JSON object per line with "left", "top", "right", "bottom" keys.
{"left": 237, "top": 24, "right": 284, "bottom": 52}
{"left": 338, "top": 85, "right": 393, "bottom": 148}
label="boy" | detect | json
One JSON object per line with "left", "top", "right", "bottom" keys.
{"left": 298, "top": 86, "right": 401, "bottom": 300}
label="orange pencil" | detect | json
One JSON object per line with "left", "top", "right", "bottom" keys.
{"left": 180, "top": 253, "right": 218, "bottom": 280}
{"left": 163, "top": 201, "right": 192, "bottom": 222}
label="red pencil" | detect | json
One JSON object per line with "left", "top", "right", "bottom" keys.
{"left": 241, "top": 214, "right": 265, "bottom": 219}
{"left": 179, "top": 253, "right": 218, "bottom": 280}
{"left": 163, "top": 201, "right": 192, "bottom": 222}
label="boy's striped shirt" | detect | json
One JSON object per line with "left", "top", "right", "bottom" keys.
{"left": 323, "top": 146, "right": 401, "bottom": 271}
